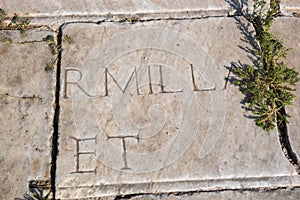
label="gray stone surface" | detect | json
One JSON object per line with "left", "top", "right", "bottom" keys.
{"left": 0, "top": 30, "right": 55, "bottom": 199}
{"left": 56, "top": 16, "right": 300, "bottom": 199}
{"left": 0, "top": 0, "right": 231, "bottom": 17}
{"left": 128, "top": 188, "right": 300, "bottom": 200}
{"left": 0, "top": 1, "right": 299, "bottom": 200}
{"left": 281, "top": 0, "right": 300, "bottom": 15}
{"left": 0, "top": 0, "right": 251, "bottom": 28}
{"left": 272, "top": 17, "right": 300, "bottom": 163}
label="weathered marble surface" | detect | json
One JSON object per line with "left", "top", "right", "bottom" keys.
{"left": 0, "top": 31, "right": 55, "bottom": 199}
{"left": 272, "top": 17, "right": 300, "bottom": 164}
{"left": 0, "top": 0, "right": 242, "bottom": 28}
{"left": 0, "top": 1, "right": 299, "bottom": 200}
{"left": 0, "top": 1, "right": 298, "bottom": 18}
{"left": 281, "top": 0, "right": 300, "bottom": 15}
{"left": 0, "top": 0, "right": 232, "bottom": 17}
{"left": 56, "top": 17, "right": 300, "bottom": 199}
{"left": 128, "top": 188, "right": 300, "bottom": 200}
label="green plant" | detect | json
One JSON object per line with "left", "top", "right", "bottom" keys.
{"left": 9, "top": 14, "right": 30, "bottom": 34}
{"left": 232, "top": 0, "right": 299, "bottom": 131}
{"left": 0, "top": 8, "right": 6, "bottom": 22}
{"left": 15, "top": 180, "right": 51, "bottom": 200}
{"left": 0, "top": 35, "right": 12, "bottom": 43}
{"left": 1, "top": 9, "right": 31, "bottom": 34}
{"left": 43, "top": 35, "right": 56, "bottom": 54}
{"left": 0, "top": 8, "right": 6, "bottom": 31}
{"left": 44, "top": 60, "right": 56, "bottom": 72}
{"left": 18, "top": 188, "right": 49, "bottom": 200}
{"left": 63, "top": 35, "right": 73, "bottom": 43}
{"left": 43, "top": 35, "right": 57, "bottom": 72}
{"left": 15, "top": 188, "right": 49, "bottom": 200}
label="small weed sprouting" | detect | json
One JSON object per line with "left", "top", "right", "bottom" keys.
{"left": 43, "top": 35, "right": 56, "bottom": 55}
{"left": 0, "top": 8, "right": 6, "bottom": 22}
{"left": 0, "top": 10, "right": 31, "bottom": 35}
{"left": 15, "top": 180, "right": 51, "bottom": 200}
{"left": 10, "top": 14, "right": 31, "bottom": 34}
{"left": 231, "top": 0, "right": 299, "bottom": 131}
{"left": 63, "top": 35, "right": 73, "bottom": 43}
{"left": 43, "top": 35, "right": 57, "bottom": 72}
{"left": 11, "top": 14, "right": 20, "bottom": 23}
{"left": 0, "top": 35, "right": 12, "bottom": 43}
{"left": 0, "top": 8, "right": 12, "bottom": 43}
{"left": 15, "top": 188, "right": 49, "bottom": 200}
{"left": 44, "top": 60, "right": 55, "bottom": 72}
{"left": 0, "top": 8, "right": 6, "bottom": 31}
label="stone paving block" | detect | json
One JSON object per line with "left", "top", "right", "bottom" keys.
{"left": 56, "top": 16, "right": 300, "bottom": 199}
{"left": 0, "top": 0, "right": 231, "bottom": 17}
{"left": 0, "top": 0, "right": 255, "bottom": 27}
{"left": 281, "top": 0, "right": 300, "bottom": 15}
{"left": 0, "top": 30, "right": 55, "bottom": 199}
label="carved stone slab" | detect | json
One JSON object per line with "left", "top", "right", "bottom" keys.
{"left": 0, "top": 30, "right": 55, "bottom": 199}
{"left": 56, "top": 17, "right": 300, "bottom": 199}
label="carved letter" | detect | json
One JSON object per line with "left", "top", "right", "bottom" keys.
{"left": 64, "top": 69, "right": 96, "bottom": 99}
{"left": 159, "top": 65, "right": 183, "bottom": 93}
{"left": 148, "top": 65, "right": 153, "bottom": 94}
{"left": 64, "top": 67, "right": 140, "bottom": 98}
{"left": 70, "top": 136, "right": 97, "bottom": 174}
{"left": 107, "top": 134, "right": 139, "bottom": 170}
{"left": 106, "top": 66, "right": 140, "bottom": 95}
{"left": 190, "top": 64, "right": 216, "bottom": 92}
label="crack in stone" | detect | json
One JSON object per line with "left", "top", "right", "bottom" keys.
{"left": 0, "top": 24, "right": 56, "bottom": 34}
{"left": 13, "top": 9, "right": 234, "bottom": 19}
{"left": 0, "top": 93, "right": 43, "bottom": 101}
{"left": 226, "top": 0, "right": 300, "bottom": 175}
{"left": 6, "top": 8, "right": 298, "bottom": 34}
{"left": 114, "top": 185, "right": 300, "bottom": 199}
{"left": 49, "top": 23, "right": 65, "bottom": 199}
{"left": 277, "top": 108, "right": 300, "bottom": 175}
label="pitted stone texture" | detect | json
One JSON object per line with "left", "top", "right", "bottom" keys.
{"left": 0, "top": 31, "right": 54, "bottom": 199}
{"left": 271, "top": 17, "right": 300, "bottom": 163}
{"left": 281, "top": 0, "right": 300, "bottom": 15}
{"left": 56, "top": 17, "right": 300, "bottom": 199}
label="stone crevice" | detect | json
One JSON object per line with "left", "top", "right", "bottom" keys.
{"left": 277, "top": 107, "right": 300, "bottom": 175}
{"left": 0, "top": 93, "right": 43, "bottom": 100}
{"left": 50, "top": 23, "right": 65, "bottom": 199}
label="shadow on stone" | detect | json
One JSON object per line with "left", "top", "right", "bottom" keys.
{"left": 224, "top": 0, "right": 259, "bottom": 111}
{"left": 224, "top": 0, "right": 300, "bottom": 174}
